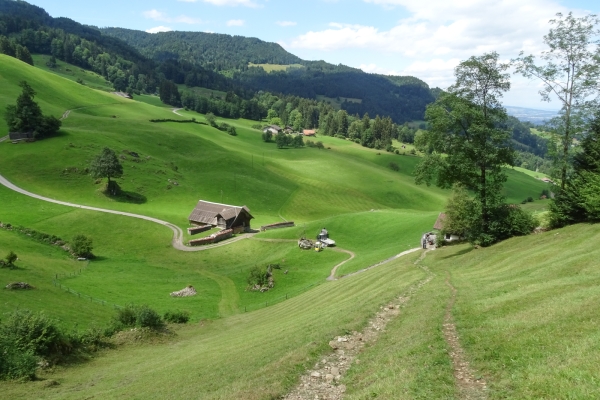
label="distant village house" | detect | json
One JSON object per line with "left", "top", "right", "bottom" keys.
{"left": 302, "top": 129, "right": 316, "bottom": 136}
{"left": 188, "top": 200, "right": 253, "bottom": 233}
{"left": 433, "top": 212, "right": 461, "bottom": 242}
{"left": 263, "top": 125, "right": 282, "bottom": 135}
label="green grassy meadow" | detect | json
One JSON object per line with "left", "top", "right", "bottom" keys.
{"left": 1, "top": 54, "right": 592, "bottom": 398}
{"left": 248, "top": 62, "right": 305, "bottom": 73}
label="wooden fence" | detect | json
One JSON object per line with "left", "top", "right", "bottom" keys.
{"left": 260, "top": 221, "right": 295, "bottom": 231}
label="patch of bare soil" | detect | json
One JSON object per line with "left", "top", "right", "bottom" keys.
{"left": 443, "top": 272, "right": 487, "bottom": 399}
{"left": 283, "top": 251, "right": 433, "bottom": 400}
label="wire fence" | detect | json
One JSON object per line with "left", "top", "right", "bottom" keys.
{"left": 53, "top": 260, "right": 123, "bottom": 309}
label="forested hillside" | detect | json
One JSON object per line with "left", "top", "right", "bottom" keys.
{"left": 101, "top": 28, "right": 436, "bottom": 123}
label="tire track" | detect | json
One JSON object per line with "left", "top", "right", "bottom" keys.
{"left": 443, "top": 271, "right": 488, "bottom": 399}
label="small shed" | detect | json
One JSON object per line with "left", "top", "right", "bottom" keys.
{"left": 9, "top": 132, "right": 35, "bottom": 142}
{"left": 433, "top": 212, "right": 461, "bottom": 242}
{"left": 188, "top": 200, "right": 253, "bottom": 232}
{"left": 302, "top": 129, "right": 316, "bottom": 136}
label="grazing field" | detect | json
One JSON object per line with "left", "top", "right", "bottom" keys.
{"left": 316, "top": 94, "right": 363, "bottom": 110}
{"left": 31, "top": 54, "right": 114, "bottom": 93}
{"left": 248, "top": 62, "right": 305, "bottom": 73}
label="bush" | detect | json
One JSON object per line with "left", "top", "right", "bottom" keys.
{"left": 70, "top": 234, "right": 93, "bottom": 258}
{"left": 113, "top": 304, "right": 165, "bottom": 330}
{"left": 262, "top": 131, "right": 273, "bottom": 142}
{"left": 0, "top": 310, "right": 64, "bottom": 358}
{"left": 136, "top": 306, "right": 165, "bottom": 329}
{"left": 163, "top": 311, "right": 190, "bottom": 324}
{"left": 0, "top": 340, "right": 37, "bottom": 381}
{"left": 227, "top": 125, "right": 237, "bottom": 136}
{"left": 247, "top": 266, "right": 270, "bottom": 287}
{"left": 527, "top": 196, "right": 534, "bottom": 202}
{"left": 389, "top": 162, "right": 400, "bottom": 171}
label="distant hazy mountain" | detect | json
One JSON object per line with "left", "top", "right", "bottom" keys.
{"left": 505, "top": 106, "right": 558, "bottom": 125}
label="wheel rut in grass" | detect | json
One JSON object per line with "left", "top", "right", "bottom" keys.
{"left": 283, "top": 250, "right": 434, "bottom": 400}
{"left": 198, "top": 269, "right": 240, "bottom": 317}
{"left": 443, "top": 271, "right": 487, "bottom": 400}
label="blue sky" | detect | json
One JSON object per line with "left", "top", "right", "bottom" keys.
{"left": 25, "top": 0, "right": 600, "bottom": 109}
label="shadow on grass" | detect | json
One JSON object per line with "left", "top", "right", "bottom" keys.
{"left": 439, "top": 245, "right": 474, "bottom": 260}
{"left": 102, "top": 190, "right": 147, "bottom": 204}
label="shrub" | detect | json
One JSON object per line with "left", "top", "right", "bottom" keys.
{"left": 136, "top": 306, "right": 165, "bottom": 329}
{"left": 113, "top": 304, "right": 165, "bottom": 330}
{"left": 0, "top": 340, "right": 37, "bottom": 381}
{"left": 70, "top": 234, "right": 93, "bottom": 258}
{"left": 226, "top": 126, "right": 237, "bottom": 136}
{"left": 389, "top": 162, "right": 400, "bottom": 171}
{"left": 0, "top": 310, "right": 64, "bottom": 358}
{"left": 5, "top": 250, "right": 17, "bottom": 267}
{"left": 262, "top": 131, "right": 273, "bottom": 142}
{"left": 163, "top": 311, "right": 190, "bottom": 324}
{"left": 315, "top": 141, "right": 324, "bottom": 149}
{"left": 114, "top": 304, "right": 138, "bottom": 328}
{"left": 247, "top": 266, "right": 269, "bottom": 287}
{"left": 527, "top": 196, "right": 534, "bottom": 202}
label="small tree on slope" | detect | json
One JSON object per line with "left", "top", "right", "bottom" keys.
{"left": 90, "top": 147, "right": 123, "bottom": 196}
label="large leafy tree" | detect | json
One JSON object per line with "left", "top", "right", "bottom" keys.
{"left": 90, "top": 147, "right": 123, "bottom": 196}
{"left": 415, "top": 52, "right": 514, "bottom": 245}
{"left": 513, "top": 12, "right": 600, "bottom": 190}
{"left": 549, "top": 111, "right": 600, "bottom": 226}
{"left": 5, "top": 81, "right": 61, "bottom": 138}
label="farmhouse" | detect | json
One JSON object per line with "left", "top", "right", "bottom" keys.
{"left": 433, "top": 212, "right": 461, "bottom": 242}
{"left": 188, "top": 200, "right": 253, "bottom": 232}
{"left": 263, "top": 125, "right": 282, "bottom": 135}
{"left": 302, "top": 129, "right": 316, "bottom": 136}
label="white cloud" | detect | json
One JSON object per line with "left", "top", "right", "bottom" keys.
{"left": 180, "top": 0, "right": 260, "bottom": 7}
{"left": 146, "top": 26, "right": 173, "bottom": 34}
{"left": 359, "top": 63, "right": 401, "bottom": 76}
{"left": 287, "top": 0, "right": 573, "bottom": 94}
{"left": 143, "top": 9, "right": 202, "bottom": 24}
{"left": 276, "top": 21, "right": 297, "bottom": 27}
{"left": 227, "top": 19, "right": 245, "bottom": 26}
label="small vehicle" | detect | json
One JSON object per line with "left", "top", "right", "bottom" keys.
{"left": 316, "top": 228, "right": 336, "bottom": 247}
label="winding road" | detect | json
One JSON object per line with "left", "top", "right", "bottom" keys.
{"left": 1, "top": 132, "right": 419, "bottom": 275}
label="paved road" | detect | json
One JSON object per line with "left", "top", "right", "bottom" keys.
{"left": 0, "top": 170, "right": 255, "bottom": 252}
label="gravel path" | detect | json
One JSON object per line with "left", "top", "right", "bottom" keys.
{"left": 284, "top": 249, "right": 434, "bottom": 400}
{"left": 0, "top": 135, "right": 8, "bottom": 143}
{"left": 172, "top": 108, "right": 184, "bottom": 116}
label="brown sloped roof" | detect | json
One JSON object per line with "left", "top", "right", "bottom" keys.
{"left": 188, "top": 200, "right": 253, "bottom": 224}
{"left": 433, "top": 212, "right": 446, "bottom": 230}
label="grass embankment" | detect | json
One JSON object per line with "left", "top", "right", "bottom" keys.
{"left": 343, "top": 223, "right": 600, "bottom": 399}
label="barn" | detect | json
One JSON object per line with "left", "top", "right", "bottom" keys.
{"left": 9, "top": 132, "right": 35, "bottom": 142}
{"left": 188, "top": 200, "right": 254, "bottom": 232}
